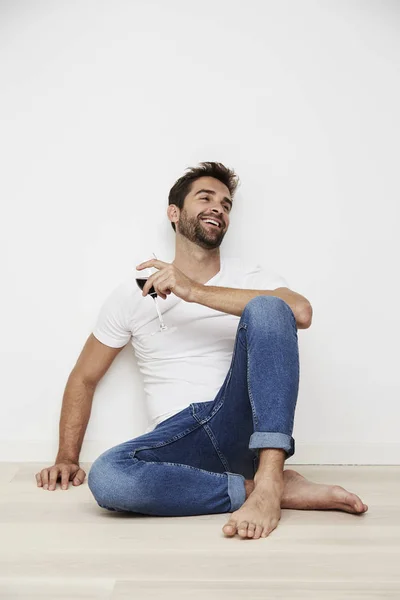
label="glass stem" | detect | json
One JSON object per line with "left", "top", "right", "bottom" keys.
{"left": 152, "top": 296, "right": 167, "bottom": 330}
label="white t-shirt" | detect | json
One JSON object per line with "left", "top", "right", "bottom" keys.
{"left": 93, "top": 256, "right": 289, "bottom": 433}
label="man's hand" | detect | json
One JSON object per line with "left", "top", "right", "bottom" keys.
{"left": 136, "top": 259, "right": 199, "bottom": 302}
{"left": 36, "top": 460, "right": 86, "bottom": 491}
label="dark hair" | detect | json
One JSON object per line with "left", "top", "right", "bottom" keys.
{"left": 168, "top": 161, "right": 240, "bottom": 232}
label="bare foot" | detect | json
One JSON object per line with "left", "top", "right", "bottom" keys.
{"left": 223, "top": 476, "right": 284, "bottom": 540}
{"left": 222, "top": 469, "right": 368, "bottom": 540}
{"left": 280, "top": 469, "right": 369, "bottom": 514}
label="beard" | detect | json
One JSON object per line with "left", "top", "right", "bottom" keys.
{"left": 177, "top": 209, "right": 227, "bottom": 249}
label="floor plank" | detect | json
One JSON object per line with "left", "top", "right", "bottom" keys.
{"left": 0, "top": 463, "right": 398, "bottom": 599}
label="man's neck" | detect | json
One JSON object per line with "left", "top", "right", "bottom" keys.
{"left": 173, "top": 236, "right": 221, "bottom": 284}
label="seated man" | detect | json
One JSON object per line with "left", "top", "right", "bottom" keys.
{"left": 36, "top": 161, "right": 368, "bottom": 540}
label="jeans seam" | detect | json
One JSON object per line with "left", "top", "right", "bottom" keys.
{"left": 128, "top": 457, "right": 228, "bottom": 479}
{"left": 244, "top": 327, "right": 259, "bottom": 428}
{"left": 192, "top": 323, "right": 247, "bottom": 428}
{"left": 202, "top": 423, "right": 231, "bottom": 472}
{"left": 128, "top": 419, "right": 205, "bottom": 459}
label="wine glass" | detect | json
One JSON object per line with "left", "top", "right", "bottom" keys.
{"left": 135, "top": 255, "right": 177, "bottom": 335}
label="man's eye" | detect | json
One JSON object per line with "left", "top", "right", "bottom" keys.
{"left": 201, "top": 197, "right": 230, "bottom": 212}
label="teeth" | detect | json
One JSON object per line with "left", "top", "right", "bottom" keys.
{"left": 203, "top": 219, "right": 220, "bottom": 227}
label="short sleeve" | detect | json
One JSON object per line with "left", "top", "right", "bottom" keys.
{"left": 244, "top": 264, "right": 290, "bottom": 291}
{"left": 92, "top": 279, "right": 136, "bottom": 348}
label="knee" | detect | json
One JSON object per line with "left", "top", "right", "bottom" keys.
{"left": 88, "top": 452, "right": 146, "bottom": 512}
{"left": 243, "top": 295, "right": 295, "bottom": 326}
{"left": 88, "top": 454, "right": 117, "bottom": 508}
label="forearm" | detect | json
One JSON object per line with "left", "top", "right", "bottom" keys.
{"left": 56, "top": 373, "right": 95, "bottom": 463}
{"left": 190, "top": 284, "right": 311, "bottom": 327}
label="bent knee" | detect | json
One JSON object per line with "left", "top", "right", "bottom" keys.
{"left": 244, "top": 295, "right": 292, "bottom": 318}
{"left": 88, "top": 454, "right": 144, "bottom": 512}
{"left": 87, "top": 456, "right": 110, "bottom": 503}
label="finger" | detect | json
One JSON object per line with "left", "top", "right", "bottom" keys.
{"left": 73, "top": 468, "right": 86, "bottom": 485}
{"left": 61, "top": 468, "right": 70, "bottom": 490}
{"left": 152, "top": 274, "right": 169, "bottom": 299}
{"left": 136, "top": 259, "right": 168, "bottom": 271}
{"left": 41, "top": 469, "right": 49, "bottom": 489}
{"left": 48, "top": 467, "right": 60, "bottom": 491}
{"left": 36, "top": 473, "right": 42, "bottom": 487}
{"left": 154, "top": 275, "right": 172, "bottom": 300}
{"left": 142, "top": 273, "right": 157, "bottom": 297}
{"left": 146, "top": 273, "right": 167, "bottom": 299}
{"left": 143, "top": 272, "right": 165, "bottom": 297}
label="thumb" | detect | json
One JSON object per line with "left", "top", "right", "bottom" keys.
{"left": 72, "top": 467, "right": 86, "bottom": 485}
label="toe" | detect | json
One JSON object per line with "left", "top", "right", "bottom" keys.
{"left": 352, "top": 494, "right": 366, "bottom": 512}
{"left": 340, "top": 490, "right": 362, "bottom": 512}
{"left": 223, "top": 520, "right": 237, "bottom": 536}
{"left": 353, "top": 495, "right": 364, "bottom": 510}
{"left": 238, "top": 521, "right": 249, "bottom": 537}
{"left": 253, "top": 524, "right": 263, "bottom": 539}
{"left": 247, "top": 522, "right": 256, "bottom": 538}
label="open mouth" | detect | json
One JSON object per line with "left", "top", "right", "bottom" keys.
{"left": 201, "top": 218, "right": 222, "bottom": 229}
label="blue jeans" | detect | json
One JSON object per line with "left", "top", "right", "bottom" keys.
{"left": 88, "top": 296, "right": 300, "bottom": 516}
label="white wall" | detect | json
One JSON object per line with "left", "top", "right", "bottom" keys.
{"left": 1, "top": 0, "right": 399, "bottom": 464}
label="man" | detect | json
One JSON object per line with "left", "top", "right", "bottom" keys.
{"left": 36, "top": 162, "right": 368, "bottom": 540}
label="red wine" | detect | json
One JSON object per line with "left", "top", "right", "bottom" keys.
{"left": 136, "top": 277, "right": 157, "bottom": 297}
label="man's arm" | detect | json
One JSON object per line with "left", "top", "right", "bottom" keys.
{"left": 36, "top": 334, "right": 126, "bottom": 491}
{"left": 135, "top": 259, "right": 313, "bottom": 329}
{"left": 190, "top": 285, "right": 313, "bottom": 329}
{"left": 56, "top": 334, "right": 126, "bottom": 462}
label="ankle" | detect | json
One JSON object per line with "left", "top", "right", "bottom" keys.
{"left": 254, "top": 470, "right": 284, "bottom": 489}
{"left": 244, "top": 479, "right": 255, "bottom": 499}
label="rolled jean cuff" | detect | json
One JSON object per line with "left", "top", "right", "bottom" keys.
{"left": 249, "top": 431, "right": 295, "bottom": 460}
{"left": 226, "top": 472, "right": 246, "bottom": 511}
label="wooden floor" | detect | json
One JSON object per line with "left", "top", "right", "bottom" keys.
{"left": 0, "top": 463, "right": 399, "bottom": 599}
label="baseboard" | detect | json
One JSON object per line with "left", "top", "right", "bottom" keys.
{"left": 0, "top": 440, "right": 399, "bottom": 465}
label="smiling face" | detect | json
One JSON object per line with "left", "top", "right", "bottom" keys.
{"left": 169, "top": 176, "right": 233, "bottom": 249}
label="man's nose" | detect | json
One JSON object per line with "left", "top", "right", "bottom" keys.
{"left": 211, "top": 206, "right": 223, "bottom": 215}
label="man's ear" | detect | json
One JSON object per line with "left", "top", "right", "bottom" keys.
{"left": 167, "top": 204, "right": 179, "bottom": 226}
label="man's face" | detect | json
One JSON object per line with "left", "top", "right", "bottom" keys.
{"left": 174, "top": 177, "right": 232, "bottom": 249}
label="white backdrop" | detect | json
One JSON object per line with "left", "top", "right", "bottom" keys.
{"left": 1, "top": 0, "right": 399, "bottom": 464}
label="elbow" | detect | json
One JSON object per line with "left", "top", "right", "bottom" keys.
{"left": 297, "top": 303, "right": 313, "bottom": 329}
